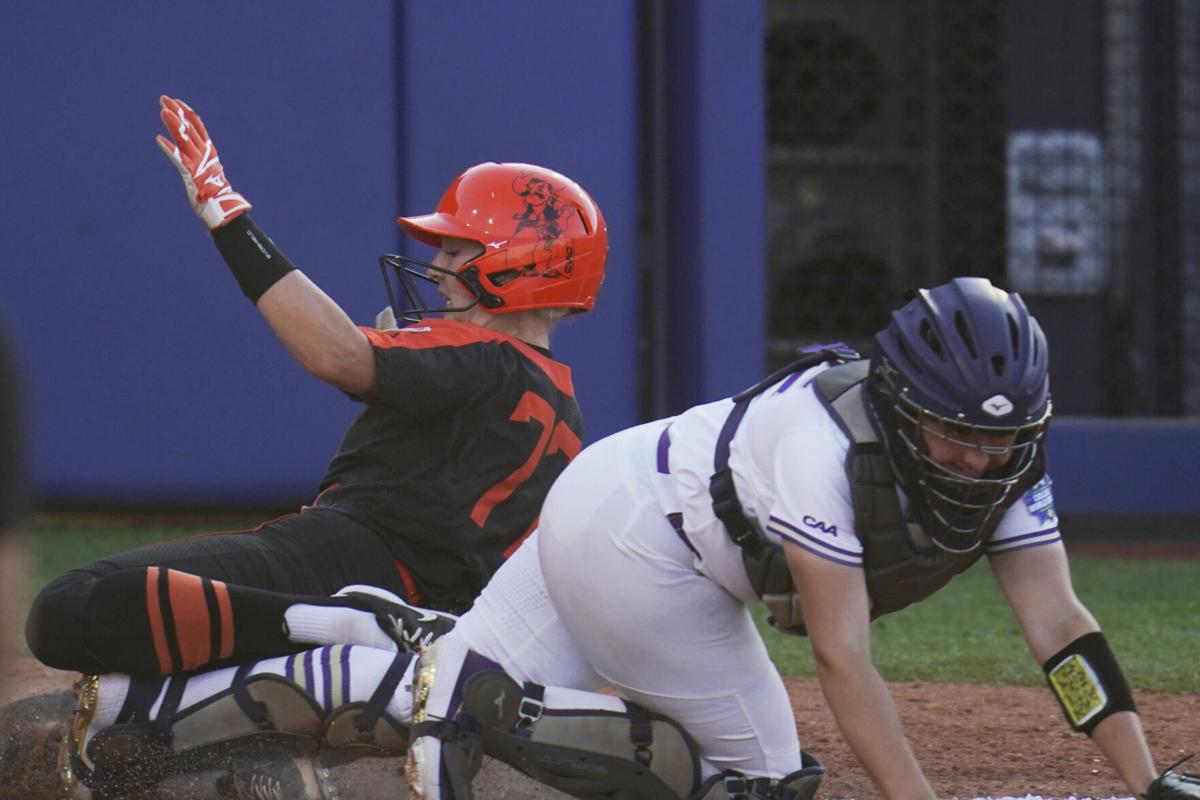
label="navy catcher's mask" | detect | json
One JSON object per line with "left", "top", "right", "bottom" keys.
{"left": 866, "top": 277, "right": 1052, "bottom": 552}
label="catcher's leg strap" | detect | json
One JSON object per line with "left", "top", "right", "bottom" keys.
{"left": 321, "top": 644, "right": 412, "bottom": 753}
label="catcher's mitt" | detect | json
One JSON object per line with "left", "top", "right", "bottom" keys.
{"left": 1147, "top": 757, "right": 1200, "bottom": 800}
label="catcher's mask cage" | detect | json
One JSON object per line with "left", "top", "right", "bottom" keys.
{"left": 882, "top": 371, "right": 1051, "bottom": 553}
{"left": 867, "top": 277, "right": 1052, "bottom": 553}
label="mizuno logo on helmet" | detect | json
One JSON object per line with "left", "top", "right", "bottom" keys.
{"left": 982, "top": 394, "right": 1014, "bottom": 416}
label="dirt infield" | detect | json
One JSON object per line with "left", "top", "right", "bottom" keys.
{"left": 3, "top": 657, "right": 1197, "bottom": 799}
{"left": 3, "top": 531, "right": 1195, "bottom": 798}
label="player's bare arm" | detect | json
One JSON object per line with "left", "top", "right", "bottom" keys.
{"left": 990, "top": 541, "right": 1159, "bottom": 796}
{"left": 256, "top": 272, "right": 375, "bottom": 395}
{"left": 156, "top": 95, "right": 376, "bottom": 395}
{"left": 785, "top": 540, "right": 937, "bottom": 800}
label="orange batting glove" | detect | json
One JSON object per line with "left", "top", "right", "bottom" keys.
{"left": 155, "top": 95, "right": 251, "bottom": 229}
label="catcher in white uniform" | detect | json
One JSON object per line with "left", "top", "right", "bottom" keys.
{"left": 67, "top": 278, "right": 1199, "bottom": 800}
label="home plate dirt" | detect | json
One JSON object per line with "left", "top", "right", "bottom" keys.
{"left": 2, "top": 657, "right": 1196, "bottom": 799}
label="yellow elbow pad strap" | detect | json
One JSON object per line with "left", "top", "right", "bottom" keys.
{"left": 1042, "top": 631, "right": 1136, "bottom": 735}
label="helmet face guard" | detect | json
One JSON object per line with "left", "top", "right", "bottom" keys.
{"left": 378, "top": 253, "right": 494, "bottom": 325}
{"left": 866, "top": 277, "right": 1052, "bottom": 552}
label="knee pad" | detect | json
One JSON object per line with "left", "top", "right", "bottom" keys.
{"left": 484, "top": 691, "right": 701, "bottom": 800}
{"left": 407, "top": 639, "right": 702, "bottom": 800}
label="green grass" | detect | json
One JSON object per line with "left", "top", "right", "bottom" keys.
{"left": 10, "top": 519, "right": 1200, "bottom": 693}
{"left": 759, "top": 556, "right": 1200, "bottom": 693}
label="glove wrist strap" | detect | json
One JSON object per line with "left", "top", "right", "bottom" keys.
{"left": 211, "top": 214, "right": 297, "bottom": 303}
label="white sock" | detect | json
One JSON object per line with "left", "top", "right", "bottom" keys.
{"left": 166, "top": 646, "right": 414, "bottom": 721}
{"left": 85, "top": 674, "right": 132, "bottom": 752}
{"left": 284, "top": 603, "right": 398, "bottom": 651}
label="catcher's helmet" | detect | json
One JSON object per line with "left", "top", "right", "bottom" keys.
{"left": 865, "top": 277, "right": 1052, "bottom": 552}
{"left": 380, "top": 162, "right": 607, "bottom": 322}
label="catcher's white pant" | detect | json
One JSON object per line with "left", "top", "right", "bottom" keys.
{"left": 453, "top": 421, "right": 804, "bottom": 779}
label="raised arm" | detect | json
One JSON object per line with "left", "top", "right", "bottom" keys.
{"left": 155, "top": 95, "right": 375, "bottom": 395}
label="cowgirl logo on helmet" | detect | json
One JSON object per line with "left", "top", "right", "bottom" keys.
{"left": 382, "top": 162, "right": 609, "bottom": 321}
{"left": 509, "top": 173, "right": 575, "bottom": 280}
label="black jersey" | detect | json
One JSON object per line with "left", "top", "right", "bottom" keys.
{"left": 314, "top": 319, "right": 583, "bottom": 610}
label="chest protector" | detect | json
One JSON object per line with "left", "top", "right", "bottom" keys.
{"left": 714, "top": 357, "right": 1044, "bottom": 636}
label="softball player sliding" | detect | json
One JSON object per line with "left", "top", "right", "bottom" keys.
{"left": 11, "top": 96, "right": 612, "bottom": 799}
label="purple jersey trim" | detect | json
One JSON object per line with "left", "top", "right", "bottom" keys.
{"left": 988, "top": 538, "right": 1060, "bottom": 555}
{"left": 321, "top": 647, "right": 334, "bottom": 712}
{"left": 667, "top": 512, "right": 701, "bottom": 559}
{"left": 776, "top": 371, "right": 804, "bottom": 394}
{"left": 341, "top": 645, "right": 353, "bottom": 709}
{"left": 784, "top": 536, "right": 864, "bottom": 569}
{"left": 770, "top": 525, "right": 863, "bottom": 568}
{"left": 657, "top": 426, "right": 671, "bottom": 474}
{"left": 984, "top": 526, "right": 1061, "bottom": 551}
{"left": 303, "top": 649, "right": 316, "bottom": 701}
{"left": 769, "top": 515, "right": 861, "bottom": 558}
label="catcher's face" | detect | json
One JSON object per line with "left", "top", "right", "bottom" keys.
{"left": 919, "top": 417, "right": 1016, "bottom": 479}
{"left": 429, "top": 236, "right": 486, "bottom": 321}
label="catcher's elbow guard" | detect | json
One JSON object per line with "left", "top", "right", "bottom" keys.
{"left": 1042, "top": 631, "right": 1136, "bottom": 735}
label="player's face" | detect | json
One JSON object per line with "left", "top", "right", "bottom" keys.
{"left": 430, "top": 237, "right": 486, "bottom": 321}
{"left": 919, "top": 417, "right": 1016, "bottom": 478}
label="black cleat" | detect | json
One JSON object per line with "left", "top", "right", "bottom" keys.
{"left": 335, "top": 584, "right": 458, "bottom": 653}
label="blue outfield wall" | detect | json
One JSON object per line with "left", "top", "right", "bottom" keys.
{"left": 0, "top": 2, "right": 639, "bottom": 505}
{"left": 1, "top": 3, "right": 400, "bottom": 504}
{"left": 1, "top": 3, "right": 1195, "bottom": 519}
{"left": 398, "top": 1, "right": 640, "bottom": 454}
{"left": 1047, "top": 418, "right": 1200, "bottom": 516}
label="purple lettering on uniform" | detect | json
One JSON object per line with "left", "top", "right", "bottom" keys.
{"left": 770, "top": 516, "right": 860, "bottom": 557}
{"left": 802, "top": 514, "right": 839, "bottom": 536}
